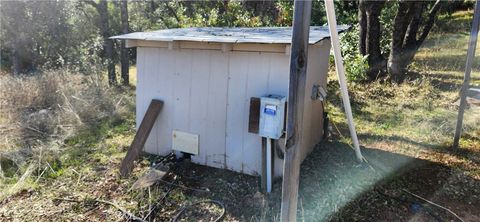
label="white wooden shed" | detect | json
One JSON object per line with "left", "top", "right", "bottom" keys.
{"left": 112, "top": 26, "right": 346, "bottom": 177}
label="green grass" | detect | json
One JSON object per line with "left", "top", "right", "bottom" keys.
{"left": 328, "top": 9, "right": 480, "bottom": 179}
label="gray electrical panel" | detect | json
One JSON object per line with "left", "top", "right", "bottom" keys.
{"left": 259, "top": 95, "right": 286, "bottom": 139}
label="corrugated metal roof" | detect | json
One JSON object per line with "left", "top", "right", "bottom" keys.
{"left": 110, "top": 26, "right": 349, "bottom": 44}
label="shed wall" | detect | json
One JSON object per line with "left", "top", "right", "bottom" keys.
{"left": 136, "top": 41, "right": 330, "bottom": 176}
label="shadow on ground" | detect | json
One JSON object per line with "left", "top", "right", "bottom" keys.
{"left": 295, "top": 141, "right": 480, "bottom": 222}
{"left": 159, "top": 140, "right": 480, "bottom": 221}
{"left": 358, "top": 133, "right": 480, "bottom": 165}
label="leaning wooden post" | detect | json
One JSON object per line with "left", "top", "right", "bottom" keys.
{"left": 324, "top": 0, "right": 363, "bottom": 161}
{"left": 281, "top": 1, "right": 312, "bottom": 221}
{"left": 453, "top": 0, "right": 480, "bottom": 149}
{"left": 120, "top": 99, "right": 163, "bottom": 177}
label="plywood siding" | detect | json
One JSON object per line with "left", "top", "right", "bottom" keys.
{"left": 203, "top": 52, "right": 229, "bottom": 168}
{"left": 226, "top": 52, "right": 290, "bottom": 175}
{"left": 300, "top": 41, "right": 331, "bottom": 161}
{"left": 136, "top": 42, "right": 330, "bottom": 176}
{"left": 137, "top": 48, "right": 229, "bottom": 164}
{"left": 225, "top": 53, "right": 249, "bottom": 172}
{"left": 136, "top": 48, "right": 158, "bottom": 154}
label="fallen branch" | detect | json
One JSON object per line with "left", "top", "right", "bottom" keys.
{"left": 54, "top": 197, "right": 146, "bottom": 222}
{"left": 402, "top": 189, "right": 465, "bottom": 222}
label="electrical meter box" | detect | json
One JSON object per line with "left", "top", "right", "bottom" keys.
{"left": 259, "top": 95, "right": 286, "bottom": 139}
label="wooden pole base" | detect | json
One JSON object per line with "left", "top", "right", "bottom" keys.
{"left": 120, "top": 99, "right": 163, "bottom": 177}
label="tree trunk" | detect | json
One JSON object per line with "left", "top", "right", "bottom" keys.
{"left": 388, "top": 1, "right": 414, "bottom": 82}
{"left": 388, "top": 0, "right": 442, "bottom": 82}
{"left": 219, "top": 0, "right": 229, "bottom": 16}
{"left": 120, "top": 0, "right": 129, "bottom": 86}
{"left": 3, "top": 0, "right": 30, "bottom": 75}
{"left": 12, "top": 47, "right": 21, "bottom": 75}
{"left": 365, "top": 1, "right": 385, "bottom": 79}
{"left": 358, "top": 0, "right": 386, "bottom": 80}
{"left": 97, "top": 0, "right": 116, "bottom": 85}
{"left": 359, "top": 2, "right": 367, "bottom": 55}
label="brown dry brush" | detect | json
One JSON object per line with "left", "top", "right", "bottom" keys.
{"left": 0, "top": 69, "right": 130, "bottom": 197}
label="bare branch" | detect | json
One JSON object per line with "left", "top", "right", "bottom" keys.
{"left": 417, "top": 0, "right": 443, "bottom": 46}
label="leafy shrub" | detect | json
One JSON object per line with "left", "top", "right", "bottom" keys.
{"left": 340, "top": 25, "right": 369, "bottom": 82}
{"left": 344, "top": 53, "right": 369, "bottom": 82}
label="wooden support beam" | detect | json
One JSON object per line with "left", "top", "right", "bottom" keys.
{"left": 325, "top": 0, "right": 363, "bottom": 161}
{"left": 261, "top": 137, "right": 267, "bottom": 193}
{"left": 453, "top": 0, "right": 480, "bottom": 148}
{"left": 125, "top": 40, "right": 138, "bottom": 48}
{"left": 120, "top": 99, "right": 164, "bottom": 177}
{"left": 281, "top": 0, "right": 312, "bottom": 221}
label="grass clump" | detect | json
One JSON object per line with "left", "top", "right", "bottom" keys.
{"left": 0, "top": 69, "right": 134, "bottom": 200}
{"left": 327, "top": 9, "right": 479, "bottom": 181}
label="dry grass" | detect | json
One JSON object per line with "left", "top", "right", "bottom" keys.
{"left": 0, "top": 70, "right": 134, "bottom": 200}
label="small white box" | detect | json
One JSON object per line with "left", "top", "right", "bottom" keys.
{"left": 172, "top": 130, "right": 199, "bottom": 155}
{"left": 259, "top": 95, "right": 286, "bottom": 139}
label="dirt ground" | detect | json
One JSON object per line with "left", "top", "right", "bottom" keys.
{"left": 1, "top": 137, "right": 479, "bottom": 221}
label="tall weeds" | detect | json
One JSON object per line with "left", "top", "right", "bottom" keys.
{"left": 0, "top": 70, "right": 133, "bottom": 199}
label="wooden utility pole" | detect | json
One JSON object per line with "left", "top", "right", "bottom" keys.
{"left": 453, "top": 0, "right": 480, "bottom": 148}
{"left": 281, "top": 0, "right": 312, "bottom": 221}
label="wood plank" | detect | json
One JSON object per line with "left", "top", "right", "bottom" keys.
{"left": 155, "top": 48, "right": 175, "bottom": 155}
{"left": 248, "top": 97, "right": 261, "bottom": 134}
{"left": 226, "top": 52, "right": 249, "bottom": 172}
{"left": 233, "top": 43, "right": 287, "bottom": 53}
{"left": 135, "top": 48, "right": 147, "bottom": 130}
{"left": 266, "top": 53, "right": 291, "bottom": 179}
{"left": 181, "top": 41, "right": 222, "bottom": 50}
{"left": 261, "top": 137, "right": 267, "bottom": 193}
{"left": 243, "top": 53, "right": 270, "bottom": 175}
{"left": 299, "top": 45, "right": 328, "bottom": 161}
{"left": 267, "top": 53, "right": 290, "bottom": 99}
{"left": 131, "top": 40, "right": 169, "bottom": 48}
{"left": 138, "top": 48, "right": 159, "bottom": 154}
{"left": 206, "top": 52, "right": 229, "bottom": 168}
{"left": 281, "top": 1, "right": 312, "bottom": 221}
{"left": 172, "top": 50, "right": 192, "bottom": 134}
{"left": 120, "top": 99, "right": 164, "bottom": 177}
{"left": 130, "top": 40, "right": 290, "bottom": 53}
{"left": 269, "top": 138, "right": 275, "bottom": 191}
{"left": 189, "top": 50, "right": 210, "bottom": 165}
{"left": 125, "top": 40, "right": 138, "bottom": 48}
